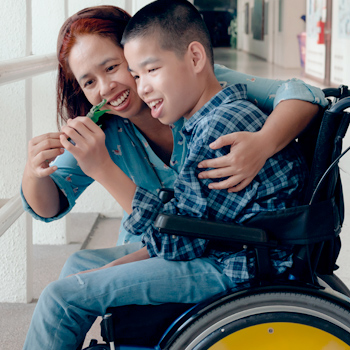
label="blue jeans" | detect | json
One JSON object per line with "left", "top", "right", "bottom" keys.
{"left": 23, "top": 243, "right": 234, "bottom": 350}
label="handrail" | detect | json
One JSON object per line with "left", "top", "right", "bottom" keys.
{"left": 0, "top": 53, "right": 57, "bottom": 86}
{"left": 0, "top": 195, "right": 24, "bottom": 238}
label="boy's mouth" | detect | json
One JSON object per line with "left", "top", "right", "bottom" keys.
{"left": 148, "top": 99, "right": 163, "bottom": 118}
{"left": 109, "top": 90, "right": 130, "bottom": 109}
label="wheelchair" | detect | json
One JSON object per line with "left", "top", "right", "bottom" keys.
{"left": 82, "top": 86, "right": 350, "bottom": 350}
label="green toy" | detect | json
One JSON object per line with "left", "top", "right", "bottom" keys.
{"left": 67, "top": 99, "right": 110, "bottom": 144}
{"left": 86, "top": 98, "right": 110, "bottom": 123}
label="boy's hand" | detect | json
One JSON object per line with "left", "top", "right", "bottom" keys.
{"left": 26, "top": 133, "right": 64, "bottom": 179}
{"left": 198, "top": 131, "right": 270, "bottom": 192}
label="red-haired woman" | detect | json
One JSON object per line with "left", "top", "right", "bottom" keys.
{"left": 22, "top": 6, "right": 326, "bottom": 349}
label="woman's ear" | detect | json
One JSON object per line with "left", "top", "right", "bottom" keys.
{"left": 187, "top": 41, "right": 207, "bottom": 73}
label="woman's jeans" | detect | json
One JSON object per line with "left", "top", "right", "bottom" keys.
{"left": 23, "top": 242, "right": 234, "bottom": 350}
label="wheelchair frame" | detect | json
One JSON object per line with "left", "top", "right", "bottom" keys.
{"left": 83, "top": 86, "right": 350, "bottom": 350}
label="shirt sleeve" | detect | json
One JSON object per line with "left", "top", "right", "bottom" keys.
{"left": 124, "top": 186, "right": 209, "bottom": 260}
{"left": 21, "top": 149, "right": 94, "bottom": 222}
{"left": 213, "top": 64, "right": 328, "bottom": 114}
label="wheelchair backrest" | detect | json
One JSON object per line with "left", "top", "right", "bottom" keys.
{"left": 298, "top": 88, "right": 350, "bottom": 275}
{"left": 247, "top": 87, "right": 350, "bottom": 278}
{"left": 300, "top": 87, "right": 350, "bottom": 205}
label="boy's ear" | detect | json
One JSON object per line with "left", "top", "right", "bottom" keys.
{"left": 187, "top": 41, "right": 207, "bottom": 73}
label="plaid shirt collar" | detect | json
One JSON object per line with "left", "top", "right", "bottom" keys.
{"left": 183, "top": 84, "right": 248, "bottom": 135}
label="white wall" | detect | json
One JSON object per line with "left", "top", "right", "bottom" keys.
{"left": 237, "top": 0, "right": 271, "bottom": 61}
{"left": 330, "top": 0, "right": 350, "bottom": 87}
{"left": 237, "top": 0, "right": 305, "bottom": 68}
{"left": 304, "top": 0, "right": 326, "bottom": 80}
{"left": 0, "top": 0, "right": 33, "bottom": 302}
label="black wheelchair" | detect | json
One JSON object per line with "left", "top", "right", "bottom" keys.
{"left": 83, "top": 86, "right": 350, "bottom": 350}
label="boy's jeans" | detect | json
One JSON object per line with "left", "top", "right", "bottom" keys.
{"left": 23, "top": 242, "right": 234, "bottom": 350}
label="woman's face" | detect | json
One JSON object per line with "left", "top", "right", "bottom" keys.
{"left": 68, "top": 34, "right": 146, "bottom": 119}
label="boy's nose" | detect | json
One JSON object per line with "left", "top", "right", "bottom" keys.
{"left": 137, "top": 78, "right": 152, "bottom": 98}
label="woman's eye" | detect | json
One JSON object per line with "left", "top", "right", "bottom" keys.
{"left": 148, "top": 67, "right": 159, "bottom": 73}
{"left": 133, "top": 75, "right": 139, "bottom": 81}
{"left": 83, "top": 80, "right": 94, "bottom": 88}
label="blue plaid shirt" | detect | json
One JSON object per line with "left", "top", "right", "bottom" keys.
{"left": 124, "top": 84, "right": 308, "bottom": 285}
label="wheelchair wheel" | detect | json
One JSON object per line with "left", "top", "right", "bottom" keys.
{"left": 168, "top": 291, "right": 350, "bottom": 350}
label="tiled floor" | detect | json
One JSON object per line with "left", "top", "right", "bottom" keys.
{"left": 2, "top": 48, "right": 350, "bottom": 350}
{"left": 214, "top": 47, "right": 325, "bottom": 85}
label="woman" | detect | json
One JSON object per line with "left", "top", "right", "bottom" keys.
{"left": 22, "top": 6, "right": 328, "bottom": 349}
{"left": 21, "top": 6, "right": 327, "bottom": 246}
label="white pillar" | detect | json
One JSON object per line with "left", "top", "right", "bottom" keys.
{"left": 0, "top": 214, "right": 33, "bottom": 303}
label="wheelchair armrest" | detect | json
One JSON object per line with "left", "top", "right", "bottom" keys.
{"left": 154, "top": 214, "right": 277, "bottom": 248}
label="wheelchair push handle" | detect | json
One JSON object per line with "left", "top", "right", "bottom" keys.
{"left": 102, "top": 313, "right": 116, "bottom": 350}
{"left": 328, "top": 96, "right": 350, "bottom": 114}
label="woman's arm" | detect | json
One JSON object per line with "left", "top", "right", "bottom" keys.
{"left": 198, "top": 99, "right": 319, "bottom": 192}
{"left": 202, "top": 65, "right": 326, "bottom": 192}
{"left": 22, "top": 133, "right": 65, "bottom": 218}
{"left": 213, "top": 64, "right": 327, "bottom": 113}
{"left": 60, "top": 117, "right": 137, "bottom": 214}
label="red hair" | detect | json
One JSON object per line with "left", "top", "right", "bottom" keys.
{"left": 56, "top": 16, "right": 130, "bottom": 128}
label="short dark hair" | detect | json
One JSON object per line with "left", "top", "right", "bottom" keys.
{"left": 122, "top": 0, "right": 214, "bottom": 67}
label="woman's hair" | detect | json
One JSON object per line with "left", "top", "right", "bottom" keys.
{"left": 56, "top": 7, "right": 130, "bottom": 129}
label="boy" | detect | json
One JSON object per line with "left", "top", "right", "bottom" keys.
{"left": 121, "top": 0, "right": 308, "bottom": 282}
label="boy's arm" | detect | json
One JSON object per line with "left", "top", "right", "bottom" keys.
{"left": 74, "top": 247, "right": 150, "bottom": 275}
{"left": 124, "top": 186, "right": 209, "bottom": 262}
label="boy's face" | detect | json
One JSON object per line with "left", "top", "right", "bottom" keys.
{"left": 124, "top": 36, "right": 200, "bottom": 125}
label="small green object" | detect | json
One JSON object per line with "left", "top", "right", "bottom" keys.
{"left": 86, "top": 99, "right": 110, "bottom": 123}
{"left": 67, "top": 99, "right": 110, "bottom": 144}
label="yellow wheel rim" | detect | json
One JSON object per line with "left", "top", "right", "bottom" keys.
{"left": 209, "top": 322, "right": 350, "bottom": 350}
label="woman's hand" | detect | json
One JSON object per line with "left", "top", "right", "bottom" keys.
{"left": 22, "top": 132, "right": 65, "bottom": 218}
{"left": 60, "top": 117, "right": 112, "bottom": 179}
{"left": 25, "top": 132, "right": 64, "bottom": 179}
{"left": 198, "top": 131, "right": 271, "bottom": 192}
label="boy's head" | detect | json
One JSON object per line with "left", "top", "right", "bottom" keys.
{"left": 122, "top": 0, "right": 219, "bottom": 125}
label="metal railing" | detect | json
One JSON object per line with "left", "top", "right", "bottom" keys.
{"left": 0, "top": 53, "right": 57, "bottom": 238}
{"left": 0, "top": 53, "right": 57, "bottom": 86}
{"left": 0, "top": 196, "right": 24, "bottom": 238}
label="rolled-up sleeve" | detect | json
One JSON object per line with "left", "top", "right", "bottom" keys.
{"left": 213, "top": 64, "right": 328, "bottom": 114}
{"left": 21, "top": 149, "right": 93, "bottom": 222}
{"left": 274, "top": 78, "right": 328, "bottom": 109}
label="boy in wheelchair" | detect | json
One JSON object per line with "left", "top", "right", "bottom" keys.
{"left": 121, "top": 0, "right": 308, "bottom": 285}
{"left": 25, "top": 1, "right": 350, "bottom": 349}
